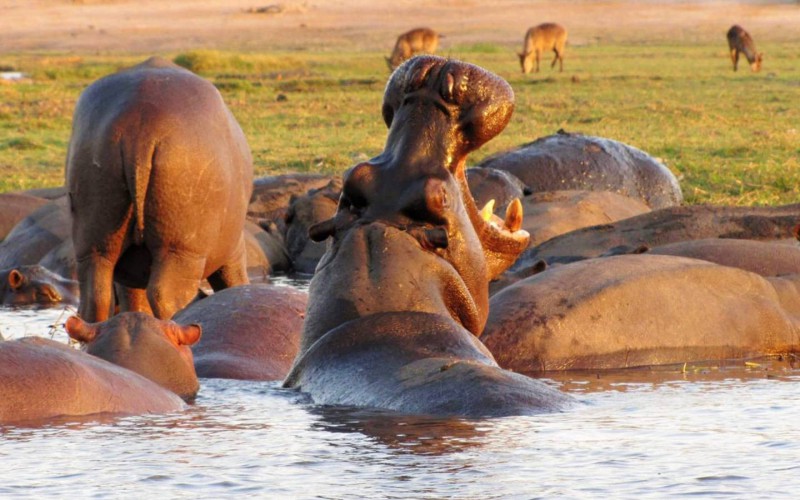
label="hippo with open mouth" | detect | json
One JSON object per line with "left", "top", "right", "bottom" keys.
{"left": 282, "top": 56, "right": 572, "bottom": 417}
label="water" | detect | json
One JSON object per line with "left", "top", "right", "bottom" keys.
{"left": 1, "top": 295, "right": 799, "bottom": 498}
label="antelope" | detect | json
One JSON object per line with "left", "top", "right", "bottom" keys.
{"left": 727, "top": 25, "right": 763, "bottom": 72}
{"left": 518, "top": 23, "right": 567, "bottom": 74}
{"left": 386, "top": 27, "right": 440, "bottom": 70}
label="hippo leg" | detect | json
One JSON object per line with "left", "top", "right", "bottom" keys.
{"left": 206, "top": 236, "right": 249, "bottom": 291}
{"left": 147, "top": 251, "right": 205, "bottom": 320}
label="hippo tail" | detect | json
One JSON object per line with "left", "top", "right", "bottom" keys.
{"left": 121, "top": 139, "right": 156, "bottom": 246}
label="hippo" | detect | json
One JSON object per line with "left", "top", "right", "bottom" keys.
{"left": 646, "top": 238, "right": 800, "bottom": 277}
{"left": 284, "top": 179, "right": 342, "bottom": 274}
{"left": 21, "top": 185, "right": 67, "bottom": 200}
{"left": 476, "top": 130, "right": 683, "bottom": 209}
{"left": 519, "top": 190, "right": 651, "bottom": 247}
{"left": 0, "top": 192, "right": 50, "bottom": 242}
{"left": 66, "top": 57, "right": 254, "bottom": 322}
{"left": 465, "top": 167, "right": 530, "bottom": 216}
{"left": 65, "top": 312, "right": 201, "bottom": 401}
{"left": 0, "top": 336, "right": 184, "bottom": 425}
{"left": 482, "top": 254, "right": 800, "bottom": 373}
{"left": 173, "top": 284, "right": 306, "bottom": 380}
{"left": 0, "top": 265, "right": 79, "bottom": 308}
{"left": 512, "top": 203, "right": 800, "bottom": 271}
{"left": 0, "top": 198, "right": 71, "bottom": 271}
{"left": 282, "top": 56, "right": 573, "bottom": 417}
{"left": 248, "top": 173, "right": 337, "bottom": 227}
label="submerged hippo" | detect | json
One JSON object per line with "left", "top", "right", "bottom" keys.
{"left": 284, "top": 180, "right": 342, "bottom": 274}
{"left": 173, "top": 284, "right": 306, "bottom": 380}
{"left": 513, "top": 203, "right": 800, "bottom": 271}
{"left": 248, "top": 173, "right": 337, "bottom": 226}
{"left": 0, "top": 192, "right": 50, "bottom": 242}
{"left": 482, "top": 254, "right": 800, "bottom": 373}
{"left": 465, "top": 167, "right": 530, "bottom": 216}
{"left": 0, "top": 336, "right": 184, "bottom": 425}
{"left": 66, "top": 57, "right": 253, "bottom": 322}
{"left": 476, "top": 130, "right": 683, "bottom": 209}
{"left": 283, "top": 56, "right": 572, "bottom": 417}
{"left": 0, "top": 198, "right": 71, "bottom": 272}
{"left": 65, "top": 312, "right": 201, "bottom": 401}
{"left": 0, "top": 265, "right": 79, "bottom": 308}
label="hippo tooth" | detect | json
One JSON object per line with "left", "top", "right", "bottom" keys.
{"left": 480, "top": 199, "right": 495, "bottom": 221}
{"left": 505, "top": 198, "right": 523, "bottom": 233}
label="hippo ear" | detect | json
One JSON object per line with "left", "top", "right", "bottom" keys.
{"left": 65, "top": 316, "right": 98, "bottom": 343}
{"left": 7, "top": 269, "right": 24, "bottom": 290}
{"left": 171, "top": 323, "right": 202, "bottom": 346}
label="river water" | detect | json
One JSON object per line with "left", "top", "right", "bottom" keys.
{"left": 1, "top": 280, "right": 799, "bottom": 499}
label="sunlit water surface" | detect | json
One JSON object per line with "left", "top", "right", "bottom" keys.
{"left": 1, "top": 277, "right": 799, "bottom": 498}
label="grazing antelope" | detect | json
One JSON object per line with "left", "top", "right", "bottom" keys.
{"left": 726, "top": 24, "right": 763, "bottom": 72}
{"left": 518, "top": 23, "right": 567, "bottom": 74}
{"left": 386, "top": 27, "right": 440, "bottom": 70}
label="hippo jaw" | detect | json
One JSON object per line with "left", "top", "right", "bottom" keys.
{"left": 304, "top": 56, "right": 529, "bottom": 346}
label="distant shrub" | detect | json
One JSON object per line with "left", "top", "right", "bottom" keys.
{"left": 173, "top": 50, "right": 305, "bottom": 75}
{"left": 1, "top": 137, "right": 41, "bottom": 151}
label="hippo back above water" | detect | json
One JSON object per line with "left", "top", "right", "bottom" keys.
{"left": 66, "top": 57, "right": 254, "bottom": 322}
{"left": 477, "top": 131, "right": 683, "bottom": 209}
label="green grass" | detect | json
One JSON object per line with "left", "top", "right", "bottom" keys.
{"left": 1, "top": 43, "right": 798, "bottom": 205}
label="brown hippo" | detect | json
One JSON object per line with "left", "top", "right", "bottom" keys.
{"left": 465, "top": 167, "right": 530, "bottom": 216}
{"left": 512, "top": 203, "right": 800, "bottom": 271}
{"left": 482, "top": 254, "right": 800, "bottom": 373}
{"left": 66, "top": 57, "right": 253, "bottom": 322}
{"left": 0, "top": 192, "right": 50, "bottom": 242}
{"left": 0, "top": 336, "right": 184, "bottom": 425}
{"left": 476, "top": 130, "right": 683, "bottom": 209}
{"left": 248, "top": 173, "right": 337, "bottom": 227}
{"left": 0, "top": 198, "right": 71, "bottom": 271}
{"left": 21, "top": 186, "right": 67, "bottom": 200}
{"left": 283, "top": 56, "right": 573, "bottom": 417}
{"left": 284, "top": 179, "right": 342, "bottom": 274}
{"left": 1, "top": 265, "right": 79, "bottom": 308}
{"left": 520, "top": 190, "right": 651, "bottom": 248}
{"left": 65, "top": 312, "right": 201, "bottom": 401}
{"left": 173, "top": 284, "right": 306, "bottom": 380}
{"left": 646, "top": 238, "right": 800, "bottom": 277}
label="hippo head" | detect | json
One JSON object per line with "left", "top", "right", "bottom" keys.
{"left": 0, "top": 266, "right": 79, "bottom": 308}
{"left": 65, "top": 312, "right": 201, "bottom": 401}
{"left": 301, "top": 56, "right": 529, "bottom": 351}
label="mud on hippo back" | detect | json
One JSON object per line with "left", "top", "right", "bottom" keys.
{"left": 283, "top": 56, "right": 572, "bottom": 417}
{"left": 66, "top": 56, "right": 253, "bottom": 322}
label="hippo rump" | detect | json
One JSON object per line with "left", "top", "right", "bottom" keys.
{"left": 173, "top": 284, "right": 306, "bottom": 380}
{"left": 0, "top": 336, "right": 185, "bottom": 425}
{"left": 476, "top": 130, "right": 683, "bottom": 209}
{"left": 0, "top": 192, "right": 50, "bottom": 242}
{"left": 512, "top": 203, "right": 800, "bottom": 272}
{"left": 66, "top": 56, "right": 254, "bottom": 321}
{"left": 65, "top": 312, "right": 201, "bottom": 401}
{"left": 1, "top": 265, "right": 78, "bottom": 308}
{"left": 519, "top": 190, "right": 651, "bottom": 248}
{"left": 646, "top": 238, "right": 800, "bottom": 277}
{"left": 482, "top": 254, "right": 800, "bottom": 373}
{"left": 283, "top": 56, "right": 572, "bottom": 417}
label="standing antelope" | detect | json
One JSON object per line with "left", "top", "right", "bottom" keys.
{"left": 518, "top": 23, "right": 567, "bottom": 74}
{"left": 727, "top": 25, "right": 763, "bottom": 72}
{"left": 386, "top": 27, "right": 440, "bottom": 70}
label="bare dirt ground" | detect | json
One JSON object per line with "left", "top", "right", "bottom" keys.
{"left": 2, "top": 0, "right": 799, "bottom": 55}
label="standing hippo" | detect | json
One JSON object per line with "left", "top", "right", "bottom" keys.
{"left": 65, "top": 312, "right": 201, "bottom": 401}
{"left": 66, "top": 57, "right": 254, "bottom": 321}
{"left": 173, "top": 284, "right": 306, "bottom": 380}
{"left": 477, "top": 130, "right": 683, "bottom": 209}
{"left": 1, "top": 265, "right": 79, "bottom": 308}
{"left": 283, "top": 56, "right": 572, "bottom": 417}
{"left": 482, "top": 254, "right": 800, "bottom": 373}
{"left": 0, "top": 336, "right": 185, "bottom": 425}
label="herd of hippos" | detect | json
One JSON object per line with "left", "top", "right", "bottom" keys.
{"left": 0, "top": 21, "right": 789, "bottom": 424}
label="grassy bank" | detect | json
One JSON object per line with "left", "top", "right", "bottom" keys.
{"left": 1, "top": 42, "right": 798, "bottom": 205}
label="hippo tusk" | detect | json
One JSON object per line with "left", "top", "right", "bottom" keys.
{"left": 504, "top": 198, "right": 523, "bottom": 233}
{"left": 480, "top": 199, "right": 495, "bottom": 221}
